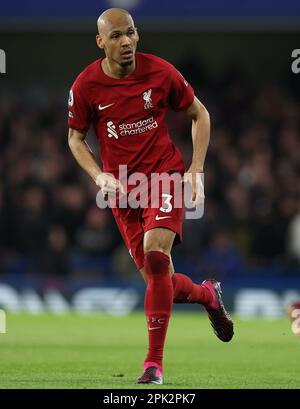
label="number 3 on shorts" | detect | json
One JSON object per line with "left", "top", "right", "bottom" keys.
{"left": 160, "top": 193, "right": 173, "bottom": 213}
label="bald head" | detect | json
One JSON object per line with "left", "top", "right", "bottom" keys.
{"left": 97, "top": 8, "right": 134, "bottom": 35}
{"left": 96, "top": 8, "right": 139, "bottom": 74}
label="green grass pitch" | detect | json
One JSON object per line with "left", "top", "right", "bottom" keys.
{"left": 0, "top": 312, "right": 299, "bottom": 389}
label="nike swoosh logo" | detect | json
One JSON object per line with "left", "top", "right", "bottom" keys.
{"left": 98, "top": 103, "right": 115, "bottom": 111}
{"left": 149, "top": 327, "right": 161, "bottom": 331}
{"left": 155, "top": 215, "right": 171, "bottom": 220}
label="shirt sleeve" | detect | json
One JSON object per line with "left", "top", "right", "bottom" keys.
{"left": 67, "top": 77, "right": 91, "bottom": 133}
{"left": 168, "top": 64, "right": 195, "bottom": 112}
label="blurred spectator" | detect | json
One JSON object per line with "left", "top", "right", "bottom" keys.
{"left": 288, "top": 206, "right": 300, "bottom": 263}
{"left": 40, "top": 226, "right": 70, "bottom": 275}
{"left": 52, "top": 184, "right": 87, "bottom": 245}
{"left": 13, "top": 184, "right": 49, "bottom": 256}
{"left": 76, "top": 206, "right": 119, "bottom": 255}
{"left": 0, "top": 185, "right": 8, "bottom": 272}
{"left": 201, "top": 228, "right": 243, "bottom": 279}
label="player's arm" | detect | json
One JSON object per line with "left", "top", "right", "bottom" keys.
{"left": 184, "top": 96, "right": 210, "bottom": 206}
{"left": 184, "top": 96, "right": 210, "bottom": 173}
{"left": 68, "top": 128, "right": 123, "bottom": 195}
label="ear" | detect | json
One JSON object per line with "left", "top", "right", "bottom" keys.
{"left": 96, "top": 34, "right": 104, "bottom": 49}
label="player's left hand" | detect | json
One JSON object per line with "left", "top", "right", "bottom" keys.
{"left": 183, "top": 168, "right": 205, "bottom": 208}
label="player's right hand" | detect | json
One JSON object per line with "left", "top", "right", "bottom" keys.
{"left": 95, "top": 173, "right": 125, "bottom": 198}
{"left": 183, "top": 170, "right": 205, "bottom": 209}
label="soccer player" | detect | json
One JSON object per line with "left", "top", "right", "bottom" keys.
{"left": 285, "top": 301, "right": 300, "bottom": 337}
{"left": 68, "top": 8, "right": 234, "bottom": 385}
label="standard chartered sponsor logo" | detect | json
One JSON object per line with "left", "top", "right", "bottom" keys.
{"left": 119, "top": 116, "right": 158, "bottom": 136}
{"left": 107, "top": 117, "right": 158, "bottom": 138}
{"left": 107, "top": 121, "right": 119, "bottom": 139}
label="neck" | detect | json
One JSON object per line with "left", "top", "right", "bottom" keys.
{"left": 102, "top": 57, "right": 136, "bottom": 79}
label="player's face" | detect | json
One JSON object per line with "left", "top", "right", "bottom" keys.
{"left": 98, "top": 19, "right": 139, "bottom": 68}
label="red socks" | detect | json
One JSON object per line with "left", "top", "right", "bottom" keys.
{"left": 143, "top": 255, "right": 212, "bottom": 370}
{"left": 172, "top": 273, "right": 212, "bottom": 305}
{"left": 144, "top": 251, "right": 173, "bottom": 369}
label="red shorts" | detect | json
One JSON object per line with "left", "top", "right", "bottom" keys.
{"left": 111, "top": 175, "right": 184, "bottom": 269}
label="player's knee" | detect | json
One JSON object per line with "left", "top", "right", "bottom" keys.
{"left": 144, "top": 241, "right": 171, "bottom": 254}
{"left": 144, "top": 251, "right": 170, "bottom": 275}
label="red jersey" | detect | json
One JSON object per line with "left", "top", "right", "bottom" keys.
{"left": 68, "top": 52, "right": 194, "bottom": 181}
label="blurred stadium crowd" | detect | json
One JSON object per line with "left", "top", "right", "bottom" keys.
{"left": 0, "top": 61, "right": 299, "bottom": 280}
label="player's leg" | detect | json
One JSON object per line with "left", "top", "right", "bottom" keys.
{"left": 139, "top": 255, "right": 174, "bottom": 283}
{"left": 140, "top": 258, "right": 219, "bottom": 308}
{"left": 136, "top": 227, "right": 175, "bottom": 385}
{"left": 173, "top": 273, "right": 234, "bottom": 342}
{"left": 140, "top": 257, "right": 233, "bottom": 342}
{"left": 172, "top": 268, "right": 212, "bottom": 305}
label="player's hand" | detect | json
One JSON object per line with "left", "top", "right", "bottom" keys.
{"left": 183, "top": 168, "right": 204, "bottom": 208}
{"left": 95, "top": 172, "right": 125, "bottom": 199}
